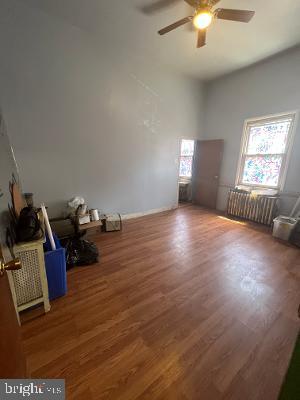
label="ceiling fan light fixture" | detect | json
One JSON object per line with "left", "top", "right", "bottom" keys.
{"left": 156, "top": 1, "right": 256, "bottom": 49}
{"left": 193, "top": 11, "right": 213, "bottom": 30}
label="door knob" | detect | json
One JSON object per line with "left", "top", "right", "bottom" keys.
{"left": 0, "top": 258, "right": 22, "bottom": 276}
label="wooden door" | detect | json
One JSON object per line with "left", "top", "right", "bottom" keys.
{"left": 192, "top": 140, "right": 224, "bottom": 209}
{"left": 0, "top": 110, "right": 27, "bottom": 378}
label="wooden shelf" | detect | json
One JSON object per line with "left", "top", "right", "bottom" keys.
{"left": 78, "top": 220, "right": 103, "bottom": 232}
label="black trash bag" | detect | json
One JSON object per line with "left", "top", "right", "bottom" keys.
{"left": 17, "top": 207, "right": 42, "bottom": 242}
{"left": 66, "top": 238, "right": 99, "bottom": 269}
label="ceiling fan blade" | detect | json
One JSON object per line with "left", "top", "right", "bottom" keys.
{"left": 197, "top": 29, "right": 206, "bottom": 48}
{"left": 139, "top": 0, "right": 181, "bottom": 15}
{"left": 209, "top": 0, "right": 221, "bottom": 6}
{"left": 158, "top": 16, "right": 192, "bottom": 35}
{"left": 215, "top": 9, "right": 255, "bottom": 23}
{"left": 184, "top": 0, "right": 198, "bottom": 6}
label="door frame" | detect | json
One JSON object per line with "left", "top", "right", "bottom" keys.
{"left": 177, "top": 138, "right": 196, "bottom": 205}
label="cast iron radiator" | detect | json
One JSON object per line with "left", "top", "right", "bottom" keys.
{"left": 227, "top": 189, "right": 279, "bottom": 226}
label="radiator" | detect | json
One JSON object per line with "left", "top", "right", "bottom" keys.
{"left": 227, "top": 190, "right": 279, "bottom": 226}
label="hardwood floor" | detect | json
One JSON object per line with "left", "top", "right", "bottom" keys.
{"left": 21, "top": 205, "right": 300, "bottom": 399}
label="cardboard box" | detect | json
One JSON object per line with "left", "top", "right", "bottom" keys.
{"left": 104, "top": 214, "right": 122, "bottom": 232}
{"left": 77, "top": 214, "right": 90, "bottom": 225}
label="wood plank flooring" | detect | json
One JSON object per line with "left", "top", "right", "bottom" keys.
{"left": 21, "top": 205, "right": 300, "bottom": 399}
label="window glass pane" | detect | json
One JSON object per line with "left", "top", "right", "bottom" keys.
{"left": 247, "top": 120, "right": 291, "bottom": 155}
{"left": 181, "top": 139, "right": 194, "bottom": 156}
{"left": 179, "top": 156, "right": 193, "bottom": 177}
{"left": 242, "top": 155, "right": 283, "bottom": 187}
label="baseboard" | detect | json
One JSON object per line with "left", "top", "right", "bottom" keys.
{"left": 121, "top": 205, "right": 178, "bottom": 220}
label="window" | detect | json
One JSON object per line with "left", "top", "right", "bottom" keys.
{"left": 236, "top": 112, "right": 297, "bottom": 189}
{"left": 179, "top": 139, "right": 195, "bottom": 179}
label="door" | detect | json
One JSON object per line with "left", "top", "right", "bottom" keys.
{"left": 192, "top": 139, "right": 224, "bottom": 209}
{"left": 0, "top": 110, "right": 27, "bottom": 378}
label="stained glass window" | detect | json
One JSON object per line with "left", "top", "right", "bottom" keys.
{"left": 247, "top": 121, "right": 290, "bottom": 155}
{"left": 181, "top": 139, "right": 195, "bottom": 156}
{"left": 239, "top": 115, "right": 295, "bottom": 188}
{"left": 242, "top": 155, "right": 282, "bottom": 187}
{"left": 179, "top": 139, "right": 195, "bottom": 178}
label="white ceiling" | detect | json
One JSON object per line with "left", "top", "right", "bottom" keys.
{"left": 17, "top": 0, "right": 300, "bottom": 80}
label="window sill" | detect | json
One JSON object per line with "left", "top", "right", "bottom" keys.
{"left": 236, "top": 185, "right": 278, "bottom": 196}
{"left": 179, "top": 178, "right": 192, "bottom": 185}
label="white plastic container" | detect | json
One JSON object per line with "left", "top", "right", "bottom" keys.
{"left": 273, "top": 216, "right": 298, "bottom": 241}
{"left": 90, "top": 209, "right": 99, "bottom": 221}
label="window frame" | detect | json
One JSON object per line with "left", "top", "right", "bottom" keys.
{"left": 236, "top": 111, "right": 298, "bottom": 190}
{"left": 179, "top": 139, "right": 195, "bottom": 181}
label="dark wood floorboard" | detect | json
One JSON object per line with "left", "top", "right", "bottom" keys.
{"left": 21, "top": 205, "right": 300, "bottom": 399}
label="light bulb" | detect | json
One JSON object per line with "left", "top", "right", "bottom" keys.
{"left": 193, "top": 12, "right": 213, "bottom": 30}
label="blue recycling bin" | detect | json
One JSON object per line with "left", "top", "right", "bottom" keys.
{"left": 44, "top": 235, "right": 67, "bottom": 300}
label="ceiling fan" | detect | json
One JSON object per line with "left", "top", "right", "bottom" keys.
{"left": 157, "top": 0, "right": 255, "bottom": 48}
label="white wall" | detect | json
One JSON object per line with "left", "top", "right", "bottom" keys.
{"left": 0, "top": 0, "right": 204, "bottom": 217}
{"left": 204, "top": 47, "right": 300, "bottom": 214}
{"left": 2, "top": 1, "right": 299, "bottom": 219}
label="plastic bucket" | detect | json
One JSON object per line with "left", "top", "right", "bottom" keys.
{"left": 273, "top": 216, "right": 298, "bottom": 241}
{"left": 45, "top": 248, "right": 67, "bottom": 300}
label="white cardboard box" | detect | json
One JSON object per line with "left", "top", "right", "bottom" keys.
{"left": 105, "top": 214, "right": 122, "bottom": 231}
